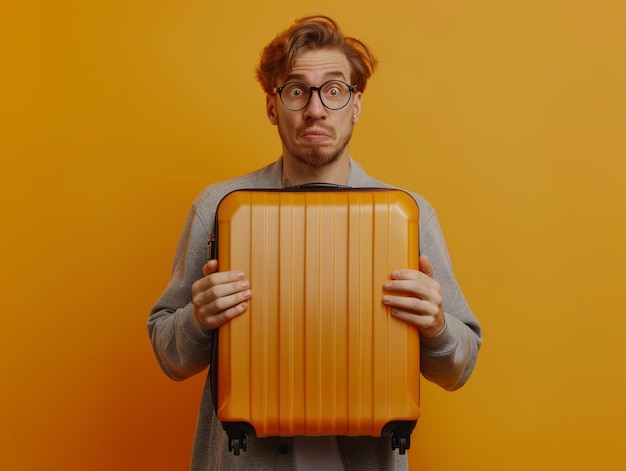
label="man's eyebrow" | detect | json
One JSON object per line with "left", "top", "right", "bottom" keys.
{"left": 282, "top": 71, "right": 347, "bottom": 83}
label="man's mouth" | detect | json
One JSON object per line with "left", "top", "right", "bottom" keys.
{"left": 300, "top": 127, "right": 333, "bottom": 141}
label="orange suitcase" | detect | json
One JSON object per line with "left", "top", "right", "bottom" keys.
{"left": 209, "top": 187, "right": 420, "bottom": 455}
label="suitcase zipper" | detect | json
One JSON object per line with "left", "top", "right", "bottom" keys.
{"left": 207, "top": 232, "right": 216, "bottom": 261}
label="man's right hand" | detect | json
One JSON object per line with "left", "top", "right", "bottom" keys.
{"left": 191, "top": 260, "right": 252, "bottom": 329}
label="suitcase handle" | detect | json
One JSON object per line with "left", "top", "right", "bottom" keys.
{"left": 288, "top": 182, "right": 351, "bottom": 190}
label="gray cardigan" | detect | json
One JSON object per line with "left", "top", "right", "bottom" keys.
{"left": 148, "top": 158, "right": 482, "bottom": 470}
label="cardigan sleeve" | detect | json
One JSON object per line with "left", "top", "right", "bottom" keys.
{"left": 416, "top": 206, "right": 482, "bottom": 390}
{"left": 147, "top": 202, "right": 215, "bottom": 381}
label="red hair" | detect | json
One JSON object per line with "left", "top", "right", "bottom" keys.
{"left": 256, "top": 15, "right": 378, "bottom": 95}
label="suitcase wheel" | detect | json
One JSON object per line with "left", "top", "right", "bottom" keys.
{"left": 228, "top": 433, "right": 247, "bottom": 456}
{"left": 391, "top": 432, "right": 411, "bottom": 455}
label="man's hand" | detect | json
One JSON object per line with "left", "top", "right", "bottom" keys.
{"left": 191, "top": 260, "right": 252, "bottom": 329}
{"left": 383, "top": 255, "right": 445, "bottom": 338}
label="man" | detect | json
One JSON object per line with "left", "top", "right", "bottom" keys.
{"left": 148, "top": 15, "right": 481, "bottom": 471}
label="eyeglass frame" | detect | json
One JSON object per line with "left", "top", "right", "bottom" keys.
{"left": 274, "top": 80, "right": 357, "bottom": 111}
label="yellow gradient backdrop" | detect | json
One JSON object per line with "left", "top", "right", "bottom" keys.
{"left": 2, "top": 1, "right": 625, "bottom": 469}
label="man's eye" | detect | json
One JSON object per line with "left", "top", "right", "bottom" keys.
{"left": 287, "top": 87, "right": 305, "bottom": 97}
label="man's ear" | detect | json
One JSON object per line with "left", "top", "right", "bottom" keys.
{"left": 352, "top": 91, "right": 363, "bottom": 124}
{"left": 266, "top": 94, "right": 278, "bottom": 125}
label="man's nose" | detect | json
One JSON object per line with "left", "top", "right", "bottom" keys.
{"left": 303, "top": 91, "right": 327, "bottom": 119}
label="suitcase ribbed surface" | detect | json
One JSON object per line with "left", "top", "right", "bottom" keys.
{"left": 215, "top": 189, "right": 420, "bottom": 438}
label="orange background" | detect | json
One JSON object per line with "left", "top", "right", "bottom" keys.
{"left": 2, "top": 1, "right": 625, "bottom": 469}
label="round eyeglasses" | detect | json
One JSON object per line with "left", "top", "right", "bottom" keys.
{"left": 275, "top": 80, "right": 356, "bottom": 111}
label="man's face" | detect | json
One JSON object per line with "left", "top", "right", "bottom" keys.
{"left": 266, "top": 48, "right": 363, "bottom": 169}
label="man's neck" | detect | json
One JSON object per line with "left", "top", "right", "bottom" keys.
{"left": 282, "top": 155, "right": 350, "bottom": 187}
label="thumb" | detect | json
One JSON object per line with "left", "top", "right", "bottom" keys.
{"left": 202, "top": 259, "right": 219, "bottom": 277}
{"left": 418, "top": 255, "right": 434, "bottom": 278}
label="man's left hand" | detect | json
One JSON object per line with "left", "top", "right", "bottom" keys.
{"left": 383, "top": 255, "right": 445, "bottom": 338}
